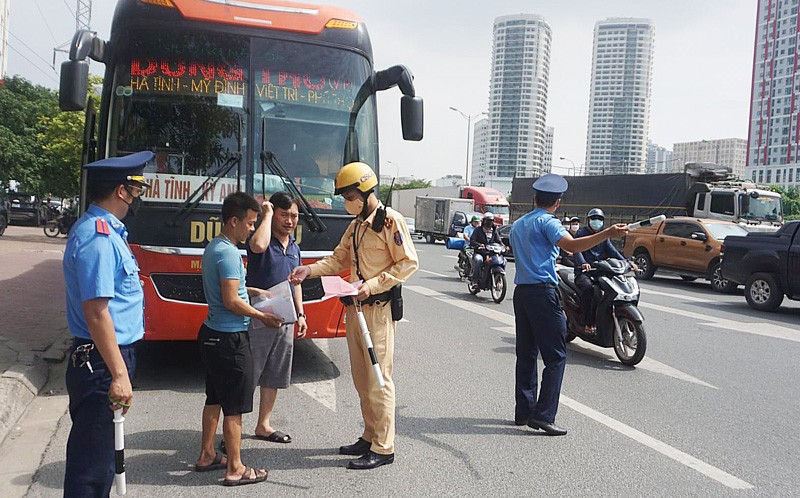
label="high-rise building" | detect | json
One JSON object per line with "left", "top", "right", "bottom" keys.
{"left": 0, "top": 0, "right": 10, "bottom": 79}
{"left": 543, "top": 126, "right": 554, "bottom": 174}
{"left": 486, "top": 14, "right": 552, "bottom": 195}
{"left": 673, "top": 139, "right": 747, "bottom": 178}
{"left": 747, "top": 2, "right": 800, "bottom": 187}
{"left": 585, "top": 18, "right": 655, "bottom": 175}
{"left": 471, "top": 117, "right": 490, "bottom": 186}
{"left": 646, "top": 141, "right": 673, "bottom": 174}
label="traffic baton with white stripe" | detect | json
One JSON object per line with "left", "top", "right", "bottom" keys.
{"left": 354, "top": 300, "right": 386, "bottom": 389}
{"left": 627, "top": 214, "right": 666, "bottom": 231}
{"left": 113, "top": 409, "right": 127, "bottom": 495}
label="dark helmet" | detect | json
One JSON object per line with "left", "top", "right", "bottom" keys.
{"left": 587, "top": 208, "right": 605, "bottom": 219}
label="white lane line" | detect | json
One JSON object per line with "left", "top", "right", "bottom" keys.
{"left": 442, "top": 255, "right": 458, "bottom": 260}
{"left": 406, "top": 284, "right": 745, "bottom": 488}
{"left": 639, "top": 288, "right": 713, "bottom": 303}
{"left": 560, "top": 395, "right": 753, "bottom": 490}
{"left": 641, "top": 302, "right": 800, "bottom": 343}
{"left": 490, "top": 327, "right": 717, "bottom": 389}
{"left": 419, "top": 269, "right": 449, "bottom": 278}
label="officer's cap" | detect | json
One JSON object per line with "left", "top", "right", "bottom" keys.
{"left": 532, "top": 174, "right": 568, "bottom": 196}
{"left": 83, "top": 151, "right": 153, "bottom": 187}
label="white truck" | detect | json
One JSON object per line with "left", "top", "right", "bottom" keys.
{"left": 414, "top": 196, "right": 475, "bottom": 244}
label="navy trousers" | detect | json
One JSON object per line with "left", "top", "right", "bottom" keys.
{"left": 513, "top": 285, "right": 567, "bottom": 424}
{"left": 64, "top": 339, "right": 136, "bottom": 498}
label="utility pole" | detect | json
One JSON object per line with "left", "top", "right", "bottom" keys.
{"left": 54, "top": 1, "right": 92, "bottom": 67}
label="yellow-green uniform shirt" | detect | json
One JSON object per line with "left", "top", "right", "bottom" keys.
{"left": 308, "top": 203, "right": 419, "bottom": 294}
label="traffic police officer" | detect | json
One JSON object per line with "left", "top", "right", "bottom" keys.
{"left": 62, "top": 151, "right": 152, "bottom": 496}
{"left": 289, "top": 162, "right": 418, "bottom": 469}
{"left": 510, "top": 174, "right": 627, "bottom": 436}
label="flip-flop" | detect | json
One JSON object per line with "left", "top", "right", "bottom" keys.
{"left": 255, "top": 430, "right": 292, "bottom": 443}
{"left": 223, "top": 466, "right": 268, "bottom": 486}
{"left": 194, "top": 453, "right": 227, "bottom": 472}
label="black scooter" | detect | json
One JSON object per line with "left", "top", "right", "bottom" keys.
{"left": 467, "top": 243, "right": 507, "bottom": 303}
{"left": 44, "top": 211, "right": 76, "bottom": 238}
{"left": 557, "top": 259, "right": 646, "bottom": 366}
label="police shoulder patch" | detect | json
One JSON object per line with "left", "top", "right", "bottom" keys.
{"left": 95, "top": 219, "right": 111, "bottom": 235}
{"left": 393, "top": 230, "right": 404, "bottom": 246}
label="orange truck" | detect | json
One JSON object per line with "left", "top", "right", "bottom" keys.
{"left": 622, "top": 217, "right": 749, "bottom": 292}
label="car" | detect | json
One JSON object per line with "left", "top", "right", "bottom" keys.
{"left": 8, "top": 192, "right": 48, "bottom": 226}
{"left": 622, "top": 216, "right": 749, "bottom": 292}
{"left": 497, "top": 223, "right": 513, "bottom": 260}
{"left": 404, "top": 217, "right": 421, "bottom": 239}
{"left": 0, "top": 196, "right": 8, "bottom": 236}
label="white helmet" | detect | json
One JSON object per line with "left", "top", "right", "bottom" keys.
{"left": 483, "top": 212, "right": 494, "bottom": 219}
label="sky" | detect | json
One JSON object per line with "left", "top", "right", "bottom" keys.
{"left": 3, "top": 0, "right": 758, "bottom": 181}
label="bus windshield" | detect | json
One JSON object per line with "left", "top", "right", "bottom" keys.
{"left": 108, "top": 29, "right": 377, "bottom": 212}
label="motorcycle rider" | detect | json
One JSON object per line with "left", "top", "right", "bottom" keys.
{"left": 470, "top": 212, "right": 502, "bottom": 283}
{"left": 462, "top": 215, "right": 481, "bottom": 242}
{"left": 557, "top": 217, "right": 579, "bottom": 267}
{"left": 573, "top": 208, "right": 625, "bottom": 333}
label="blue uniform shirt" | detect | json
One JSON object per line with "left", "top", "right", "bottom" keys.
{"left": 510, "top": 208, "right": 568, "bottom": 285}
{"left": 246, "top": 235, "right": 301, "bottom": 291}
{"left": 202, "top": 237, "right": 250, "bottom": 332}
{"left": 63, "top": 204, "right": 144, "bottom": 345}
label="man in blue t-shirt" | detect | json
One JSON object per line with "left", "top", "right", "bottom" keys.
{"left": 196, "top": 192, "right": 281, "bottom": 487}
{"left": 246, "top": 191, "right": 306, "bottom": 445}
{"left": 510, "top": 175, "right": 627, "bottom": 436}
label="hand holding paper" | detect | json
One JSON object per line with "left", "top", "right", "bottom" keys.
{"left": 251, "top": 280, "right": 297, "bottom": 328}
{"left": 320, "top": 276, "right": 361, "bottom": 300}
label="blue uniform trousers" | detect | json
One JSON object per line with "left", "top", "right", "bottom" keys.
{"left": 513, "top": 284, "right": 567, "bottom": 424}
{"left": 64, "top": 339, "right": 136, "bottom": 498}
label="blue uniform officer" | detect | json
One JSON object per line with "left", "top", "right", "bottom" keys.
{"left": 62, "top": 151, "right": 153, "bottom": 497}
{"left": 510, "top": 174, "right": 627, "bottom": 436}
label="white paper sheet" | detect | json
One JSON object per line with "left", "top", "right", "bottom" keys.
{"left": 250, "top": 280, "right": 297, "bottom": 328}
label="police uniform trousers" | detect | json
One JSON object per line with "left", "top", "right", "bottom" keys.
{"left": 344, "top": 301, "right": 395, "bottom": 455}
{"left": 64, "top": 340, "right": 136, "bottom": 498}
{"left": 513, "top": 284, "right": 567, "bottom": 424}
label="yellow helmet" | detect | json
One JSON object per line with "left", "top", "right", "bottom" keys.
{"left": 334, "top": 162, "right": 378, "bottom": 195}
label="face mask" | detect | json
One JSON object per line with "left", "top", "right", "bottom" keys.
{"left": 123, "top": 188, "right": 143, "bottom": 217}
{"left": 589, "top": 219, "right": 604, "bottom": 231}
{"left": 345, "top": 197, "right": 364, "bottom": 216}
{"left": 570, "top": 224, "right": 580, "bottom": 232}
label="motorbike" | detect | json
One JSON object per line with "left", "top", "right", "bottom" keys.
{"left": 455, "top": 245, "right": 473, "bottom": 280}
{"left": 44, "top": 210, "right": 77, "bottom": 238}
{"left": 467, "top": 243, "right": 507, "bottom": 303}
{"left": 556, "top": 258, "right": 646, "bottom": 366}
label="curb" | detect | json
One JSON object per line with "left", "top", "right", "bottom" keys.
{"left": 0, "top": 336, "right": 72, "bottom": 446}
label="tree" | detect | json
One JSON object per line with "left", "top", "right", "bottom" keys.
{"left": 378, "top": 178, "right": 433, "bottom": 203}
{"left": 773, "top": 185, "right": 800, "bottom": 220}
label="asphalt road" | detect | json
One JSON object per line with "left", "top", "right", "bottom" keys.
{"left": 20, "top": 240, "right": 800, "bottom": 497}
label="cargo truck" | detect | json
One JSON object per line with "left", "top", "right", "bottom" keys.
{"left": 414, "top": 197, "right": 475, "bottom": 244}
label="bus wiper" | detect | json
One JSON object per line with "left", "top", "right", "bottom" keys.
{"left": 260, "top": 149, "right": 326, "bottom": 232}
{"left": 167, "top": 152, "right": 242, "bottom": 228}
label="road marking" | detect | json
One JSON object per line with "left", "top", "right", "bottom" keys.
{"left": 640, "top": 302, "right": 800, "bottom": 343}
{"left": 293, "top": 339, "right": 337, "bottom": 411}
{"left": 491, "top": 327, "right": 716, "bottom": 389}
{"left": 419, "top": 269, "right": 449, "bottom": 278}
{"left": 405, "top": 284, "right": 746, "bottom": 489}
{"left": 639, "top": 288, "right": 713, "bottom": 303}
{"left": 442, "top": 254, "right": 458, "bottom": 260}
{"left": 559, "top": 395, "right": 753, "bottom": 490}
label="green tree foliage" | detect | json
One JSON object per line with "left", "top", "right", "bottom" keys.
{"left": 773, "top": 186, "right": 800, "bottom": 220}
{"left": 378, "top": 178, "right": 433, "bottom": 203}
{"left": 0, "top": 76, "right": 100, "bottom": 198}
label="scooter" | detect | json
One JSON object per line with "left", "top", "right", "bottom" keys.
{"left": 44, "top": 210, "right": 76, "bottom": 238}
{"left": 467, "top": 243, "right": 507, "bottom": 303}
{"left": 556, "top": 258, "right": 646, "bottom": 366}
{"left": 455, "top": 245, "right": 473, "bottom": 280}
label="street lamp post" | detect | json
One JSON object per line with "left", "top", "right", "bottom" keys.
{"left": 387, "top": 160, "right": 400, "bottom": 180}
{"left": 559, "top": 157, "right": 575, "bottom": 176}
{"left": 450, "top": 107, "right": 485, "bottom": 186}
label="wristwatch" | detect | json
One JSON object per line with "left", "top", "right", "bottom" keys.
{"left": 298, "top": 312, "right": 306, "bottom": 318}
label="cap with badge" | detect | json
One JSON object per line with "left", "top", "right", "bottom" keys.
{"left": 532, "top": 173, "right": 568, "bottom": 196}
{"left": 82, "top": 151, "right": 154, "bottom": 187}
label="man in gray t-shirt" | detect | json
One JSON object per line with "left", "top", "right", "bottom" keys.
{"left": 196, "top": 192, "right": 281, "bottom": 487}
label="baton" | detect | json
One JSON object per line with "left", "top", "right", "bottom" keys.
{"left": 626, "top": 215, "right": 666, "bottom": 230}
{"left": 354, "top": 299, "right": 386, "bottom": 389}
{"left": 113, "top": 410, "right": 126, "bottom": 495}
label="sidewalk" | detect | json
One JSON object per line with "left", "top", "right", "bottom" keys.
{"left": 0, "top": 226, "right": 73, "bottom": 447}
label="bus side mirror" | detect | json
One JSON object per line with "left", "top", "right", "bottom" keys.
{"left": 401, "top": 95, "right": 424, "bottom": 141}
{"left": 59, "top": 60, "right": 89, "bottom": 111}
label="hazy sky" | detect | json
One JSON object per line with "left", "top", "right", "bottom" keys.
{"left": 4, "top": 0, "right": 757, "bottom": 180}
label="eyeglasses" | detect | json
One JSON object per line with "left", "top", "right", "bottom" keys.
{"left": 125, "top": 185, "right": 145, "bottom": 198}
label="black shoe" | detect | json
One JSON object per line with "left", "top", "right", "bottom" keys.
{"left": 347, "top": 450, "right": 394, "bottom": 470}
{"left": 527, "top": 418, "right": 568, "bottom": 436}
{"left": 514, "top": 415, "right": 529, "bottom": 426}
{"left": 339, "top": 438, "right": 371, "bottom": 456}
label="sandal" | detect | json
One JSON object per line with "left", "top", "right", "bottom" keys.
{"left": 223, "top": 465, "right": 268, "bottom": 486}
{"left": 194, "top": 453, "right": 227, "bottom": 472}
{"left": 255, "top": 430, "right": 292, "bottom": 443}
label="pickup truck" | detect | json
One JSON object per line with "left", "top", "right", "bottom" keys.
{"left": 622, "top": 217, "right": 749, "bottom": 292}
{"left": 720, "top": 221, "right": 800, "bottom": 311}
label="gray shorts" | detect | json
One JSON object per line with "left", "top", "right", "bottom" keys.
{"left": 250, "top": 324, "right": 294, "bottom": 389}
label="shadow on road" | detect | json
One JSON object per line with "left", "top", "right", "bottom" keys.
{"left": 493, "top": 336, "right": 633, "bottom": 372}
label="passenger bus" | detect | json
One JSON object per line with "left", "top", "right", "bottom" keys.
{"left": 58, "top": 0, "right": 423, "bottom": 340}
